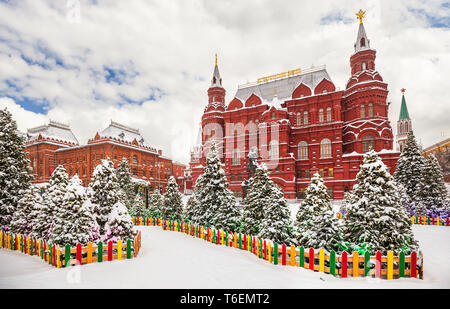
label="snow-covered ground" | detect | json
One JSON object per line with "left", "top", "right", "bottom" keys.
{"left": 1, "top": 225, "right": 449, "bottom": 288}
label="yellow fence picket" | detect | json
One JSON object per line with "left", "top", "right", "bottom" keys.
{"left": 290, "top": 245, "right": 295, "bottom": 266}
{"left": 387, "top": 251, "right": 394, "bottom": 280}
{"left": 319, "top": 249, "right": 325, "bottom": 272}
{"left": 268, "top": 242, "right": 272, "bottom": 264}
{"left": 87, "top": 242, "right": 93, "bottom": 264}
{"left": 117, "top": 240, "right": 122, "bottom": 260}
{"left": 353, "top": 251, "right": 359, "bottom": 277}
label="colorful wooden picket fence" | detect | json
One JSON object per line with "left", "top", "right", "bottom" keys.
{"left": 0, "top": 230, "right": 141, "bottom": 268}
{"left": 336, "top": 213, "right": 450, "bottom": 227}
{"left": 132, "top": 216, "right": 423, "bottom": 280}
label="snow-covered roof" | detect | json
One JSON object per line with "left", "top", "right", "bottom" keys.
{"left": 27, "top": 121, "right": 79, "bottom": 145}
{"left": 99, "top": 120, "right": 148, "bottom": 146}
{"left": 234, "top": 65, "right": 331, "bottom": 103}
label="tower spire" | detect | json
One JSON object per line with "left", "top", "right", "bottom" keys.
{"left": 354, "top": 9, "right": 370, "bottom": 52}
{"left": 399, "top": 88, "right": 410, "bottom": 120}
{"left": 210, "top": 53, "right": 223, "bottom": 88}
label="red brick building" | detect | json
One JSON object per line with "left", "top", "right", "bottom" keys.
{"left": 24, "top": 120, "right": 186, "bottom": 194}
{"left": 190, "top": 18, "right": 400, "bottom": 199}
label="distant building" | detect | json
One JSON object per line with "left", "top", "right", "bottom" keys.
{"left": 24, "top": 120, "right": 186, "bottom": 193}
{"left": 189, "top": 12, "right": 400, "bottom": 199}
{"left": 396, "top": 88, "right": 412, "bottom": 152}
{"left": 422, "top": 137, "right": 450, "bottom": 182}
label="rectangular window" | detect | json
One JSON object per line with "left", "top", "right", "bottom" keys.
{"left": 319, "top": 169, "right": 324, "bottom": 178}
{"left": 368, "top": 103, "right": 373, "bottom": 118}
{"left": 328, "top": 168, "right": 334, "bottom": 177}
{"left": 361, "top": 104, "right": 365, "bottom": 119}
{"left": 232, "top": 149, "right": 240, "bottom": 165}
{"left": 305, "top": 169, "right": 310, "bottom": 179}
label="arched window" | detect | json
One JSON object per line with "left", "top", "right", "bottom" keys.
{"left": 362, "top": 135, "right": 375, "bottom": 153}
{"left": 304, "top": 111, "right": 309, "bottom": 125}
{"left": 133, "top": 155, "right": 138, "bottom": 164}
{"left": 360, "top": 37, "right": 365, "bottom": 47}
{"left": 319, "top": 108, "right": 324, "bottom": 123}
{"left": 326, "top": 107, "right": 332, "bottom": 122}
{"left": 132, "top": 168, "right": 137, "bottom": 176}
{"left": 320, "top": 138, "right": 332, "bottom": 158}
{"left": 269, "top": 140, "right": 279, "bottom": 160}
{"left": 368, "top": 103, "right": 373, "bottom": 118}
{"left": 232, "top": 149, "right": 240, "bottom": 165}
{"left": 362, "top": 62, "right": 367, "bottom": 70}
{"left": 298, "top": 142, "right": 308, "bottom": 160}
{"left": 271, "top": 111, "right": 275, "bottom": 119}
{"left": 296, "top": 112, "right": 301, "bottom": 126}
{"left": 360, "top": 104, "right": 365, "bottom": 119}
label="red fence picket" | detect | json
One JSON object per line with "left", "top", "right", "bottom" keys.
{"left": 76, "top": 243, "right": 82, "bottom": 265}
{"left": 376, "top": 251, "right": 382, "bottom": 278}
{"left": 341, "top": 251, "right": 347, "bottom": 278}
{"left": 282, "top": 244, "right": 286, "bottom": 265}
{"left": 108, "top": 241, "right": 113, "bottom": 261}
{"left": 309, "top": 248, "right": 314, "bottom": 271}
{"left": 411, "top": 251, "right": 417, "bottom": 278}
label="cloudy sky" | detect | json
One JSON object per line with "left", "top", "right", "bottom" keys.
{"left": 0, "top": 0, "right": 449, "bottom": 164}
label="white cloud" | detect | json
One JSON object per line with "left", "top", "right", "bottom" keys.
{"left": 0, "top": 0, "right": 448, "bottom": 163}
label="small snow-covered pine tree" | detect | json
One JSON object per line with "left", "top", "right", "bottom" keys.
{"left": 183, "top": 193, "right": 198, "bottom": 222}
{"left": 259, "top": 184, "right": 295, "bottom": 246}
{"left": 116, "top": 158, "right": 135, "bottom": 209}
{"left": 242, "top": 164, "right": 273, "bottom": 236}
{"left": 104, "top": 201, "right": 135, "bottom": 242}
{"left": 394, "top": 131, "right": 426, "bottom": 202}
{"left": 294, "top": 173, "right": 342, "bottom": 251}
{"left": 9, "top": 188, "right": 37, "bottom": 235}
{"left": 89, "top": 158, "right": 121, "bottom": 234}
{"left": 148, "top": 189, "right": 163, "bottom": 218}
{"left": 39, "top": 165, "right": 69, "bottom": 241}
{"left": 130, "top": 193, "right": 146, "bottom": 218}
{"left": 417, "top": 154, "right": 449, "bottom": 217}
{"left": 344, "top": 150, "right": 418, "bottom": 255}
{"left": 161, "top": 176, "right": 183, "bottom": 221}
{"left": 51, "top": 175, "right": 100, "bottom": 246}
{"left": 0, "top": 108, "right": 33, "bottom": 231}
{"left": 192, "top": 141, "right": 238, "bottom": 229}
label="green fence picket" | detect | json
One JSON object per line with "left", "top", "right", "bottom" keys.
{"left": 274, "top": 243, "right": 278, "bottom": 265}
{"left": 98, "top": 241, "right": 103, "bottom": 262}
{"left": 65, "top": 244, "right": 71, "bottom": 267}
{"left": 127, "top": 239, "right": 131, "bottom": 259}
{"left": 330, "top": 250, "right": 335, "bottom": 276}
{"left": 399, "top": 251, "right": 405, "bottom": 278}
{"left": 300, "top": 246, "right": 304, "bottom": 268}
{"left": 364, "top": 251, "right": 370, "bottom": 276}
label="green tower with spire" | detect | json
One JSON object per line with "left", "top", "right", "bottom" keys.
{"left": 396, "top": 88, "right": 412, "bottom": 152}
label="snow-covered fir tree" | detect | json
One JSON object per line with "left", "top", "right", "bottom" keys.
{"left": 116, "top": 158, "right": 135, "bottom": 209}
{"left": 259, "top": 184, "right": 295, "bottom": 246}
{"left": 0, "top": 108, "right": 33, "bottom": 231}
{"left": 161, "top": 176, "right": 183, "bottom": 221}
{"left": 183, "top": 193, "right": 198, "bottom": 222}
{"left": 344, "top": 150, "right": 418, "bottom": 255}
{"left": 394, "top": 131, "right": 426, "bottom": 202}
{"left": 417, "top": 154, "right": 449, "bottom": 217}
{"left": 51, "top": 175, "right": 100, "bottom": 246}
{"left": 33, "top": 165, "right": 69, "bottom": 241}
{"left": 130, "top": 193, "right": 146, "bottom": 218}
{"left": 294, "top": 173, "right": 343, "bottom": 251}
{"left": 397, "top": 182, "right": 414, "bottom": 216}
{"left": 89, "top": 158, "right": 121, "bottom": 234}
{"left": 242, "top": 164, "right": 273, "bottom": 236}
{"left": 104, "top": 201, "right": 135, "bottom": 242}
{"left": 214, "top": 188, "right": 240, "bottom": 233}
{"left": 192, "top": 141, "right": 239, "bottom": 230}
{"left": 147, "top": 189, "right": 163, "bottom": 218}
{"left": 9, "top": 188, "right": 37, "bottom": 235}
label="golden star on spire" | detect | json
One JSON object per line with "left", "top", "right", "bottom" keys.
{"left": 356, "top": 9, "right": 366, "bottom": 24}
